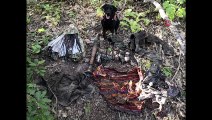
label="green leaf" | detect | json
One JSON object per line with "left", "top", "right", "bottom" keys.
{"left": 125, "top": 11, "right": 137, "bottom": 18}
{"left": 38, "top": 41, "right": 43, "bottom": 44}
{"left": 42, "top": 98, "right": 51, "bottom": 103}
{"left": 38, "top": 103, "right": 48, "bottom": 109}
{"left": 176, "top": 8, "right": 186, "bottom": 18}
{"left": 43, "top": 111, "right": 50, "bottom": 116}
{"left": 96, "top": 7, "right": 104, "bottom": 17}
{"left": 27, "top": 83, "right": 37, "bottom": 88}
{"left": 107, "top": 47, "right": 112, "bottom": 52}
{"left": 39, "top": 72, "right": 45, "bottom": 77}
{"left": 135, "top": 16, "right": 141, "bottom": 23}
{"left": 138, "top": 12, "right": 146, "bottom": 17}
{"left": 163, "top": 1, "right": 170, "bottom": 9}
{"left": 69, "top": 11, "right": 76, "bottom": 18}
{"left": 38, "top": 60, "right": 45, "bottom": 65}
{"left": 122, "top": 17, "right": 130, "bottom": 23}
{"left": 27, "top": 57, "right": 32, "bottom": 63}
{"left": 37, "top": 28, "right": 45, "bottom": 33}
{"left": 40, "top": 91, "right": 47, "bottom": 98}
{"left": 27, "top": 105, "right": 32, "bottom": 112}
{"left": 120, "top": 21, "right": 129, "bottom": 27}
{"left": 45, "top": 15, "right": 51, "bottom": 20}
{"left": 166, "top": 5, "right": 176, "bottom": 20}
{"left": 124, "top": 9, "right": 132, "bottom": 14}
{"left": 177, "top": 0, "right": 185, "bottom": 4}
{"left": 28, "top": 89, "right": 36, "bottom": 95}
{"left": 29, "top": 62, "right": 37, "bottom": 67}
{"left": 162, "top": 67, "right": 172, "bottom": 77}
{"left": 32, "top": 48, "right": 40, "bottom": 54}
{"left": 141, "top": 18, "right": 150, "bottom": 26}
{"left": 156, "top": 13, "right": 162, "bottom": 20}
{"left": 35, "top": 91, "right": 42, "bottom": 100}
{"left": 39, "top": 70, "right": 45, "bottom": 75}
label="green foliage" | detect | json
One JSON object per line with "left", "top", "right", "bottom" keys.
{"left": 27, "top": 33, "right": 51, "bottom": 119}
{"left": 112, "top": 0, "right": 125, "bottom": 7}
{"left": 37, "top": 28, "right": 46, "bottom": 33}
{"left": 96, "top": 7, "right": 104, "bottom": 17}
{"left": 38, "top": 35, "right": 51, "bottom": 46}
{"left": 177, "top": 0, "right": 186, "bottom": 5}
{"left": 27, "top": 58, "right": 46, "bottom": 80}
{"left": 27, "top": 2, "right": 60, "bottom": 120}
{"left": 121, "top": 9, "right": 150, "bottom": 33}
{"left": 68, "top": 11, "right": 76, "bottom": 18}
{"left": 176, "top": 8, "right": 186, "bottom": 18}
{"left": 162, "top": 67, "right": 172, "bottom": 77}
{"left": 163, "top": 0, "right": 186, "bottom": 21}
{"left": 90, "top": 0, "right": 102, "bottom": 6}
{"left": 40, "top": 3, "right": 61, "bottom": 26}
{"left": 156, "top": 13, "right": 162, "bottom": 20}
{"left": 141, "top": 18, "right": 150, "bottom": 26}
{"left": 27, "top": 83, "right": 54, "bottom": 120}
{"left": 30, "top": 34, "right": 51, "bottom": 55}
{"left": 31, "top": 42, "right": 42, "bottom": 54}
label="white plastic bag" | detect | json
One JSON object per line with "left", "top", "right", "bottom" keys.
{"left": 47, "top": 33, "right": 67, "bottom": 57}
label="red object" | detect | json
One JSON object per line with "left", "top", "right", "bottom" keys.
{"left": 164, "top": 19, "right": 171, "bottom": 27}
{"left": 93, "top": 65, "right": 145, "bottom": 113}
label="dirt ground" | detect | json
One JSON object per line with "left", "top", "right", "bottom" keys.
{"left": 27, "top": 1, "right": 186, "bottom": 120}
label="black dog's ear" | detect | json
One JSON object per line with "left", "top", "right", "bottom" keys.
{"left": 112, "top": 5, "right": 117, "bottom": 12}
{"left": 101, "top": 4, "right": 108, "bottom": 11}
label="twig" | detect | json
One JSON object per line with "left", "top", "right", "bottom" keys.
{"left": 171, "top": 51, "right": 181, "bottom": 81}
{"left": 47, "top": 84, "right": 59, "bottom": 120}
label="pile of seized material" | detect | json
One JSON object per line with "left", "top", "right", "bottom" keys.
{"left": 90, "top": 30, "right": 179, "bottom": 116}
{"left": 43, "top": 25, "right": 180, "bottom": 118}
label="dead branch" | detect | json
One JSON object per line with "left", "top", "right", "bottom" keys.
{"left": 143, "top": 0, "right": 185, "bottom": 55}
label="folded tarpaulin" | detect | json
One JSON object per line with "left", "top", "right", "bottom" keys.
{"left": 46, "top": 24, "right": 85, "bottom": 58}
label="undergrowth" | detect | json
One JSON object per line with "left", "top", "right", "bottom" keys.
{"left": 27, "top": 2, "right": 55, "bottom": 120}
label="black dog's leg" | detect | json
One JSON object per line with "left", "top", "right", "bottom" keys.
{"left": 102, "top": 28, "right": 107, "bottom": 39}
{"left": 115, "top": 20, "right": 120, "bottom": 34}
{"left": 101, "top": 19, "right": 107, "bottom": 39}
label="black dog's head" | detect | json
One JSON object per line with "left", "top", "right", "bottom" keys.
{"left": 101, "top": 4, "right": 117, "bottom": 19}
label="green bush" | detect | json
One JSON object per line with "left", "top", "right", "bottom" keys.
{"left": 163, "top": 0, "right": 186, "bottom": 21}
{"left": 27, "top": 8, "right": 53, "bottom": 118}
{"left": 27, "top": 83, "right": 54, "bottom": 120}
{"left": 120, "top": 9, "right": 150, "bottom": 33}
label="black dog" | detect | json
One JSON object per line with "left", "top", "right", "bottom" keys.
{"left": 101, "top": 4, "right": 120, "bottom": 39}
